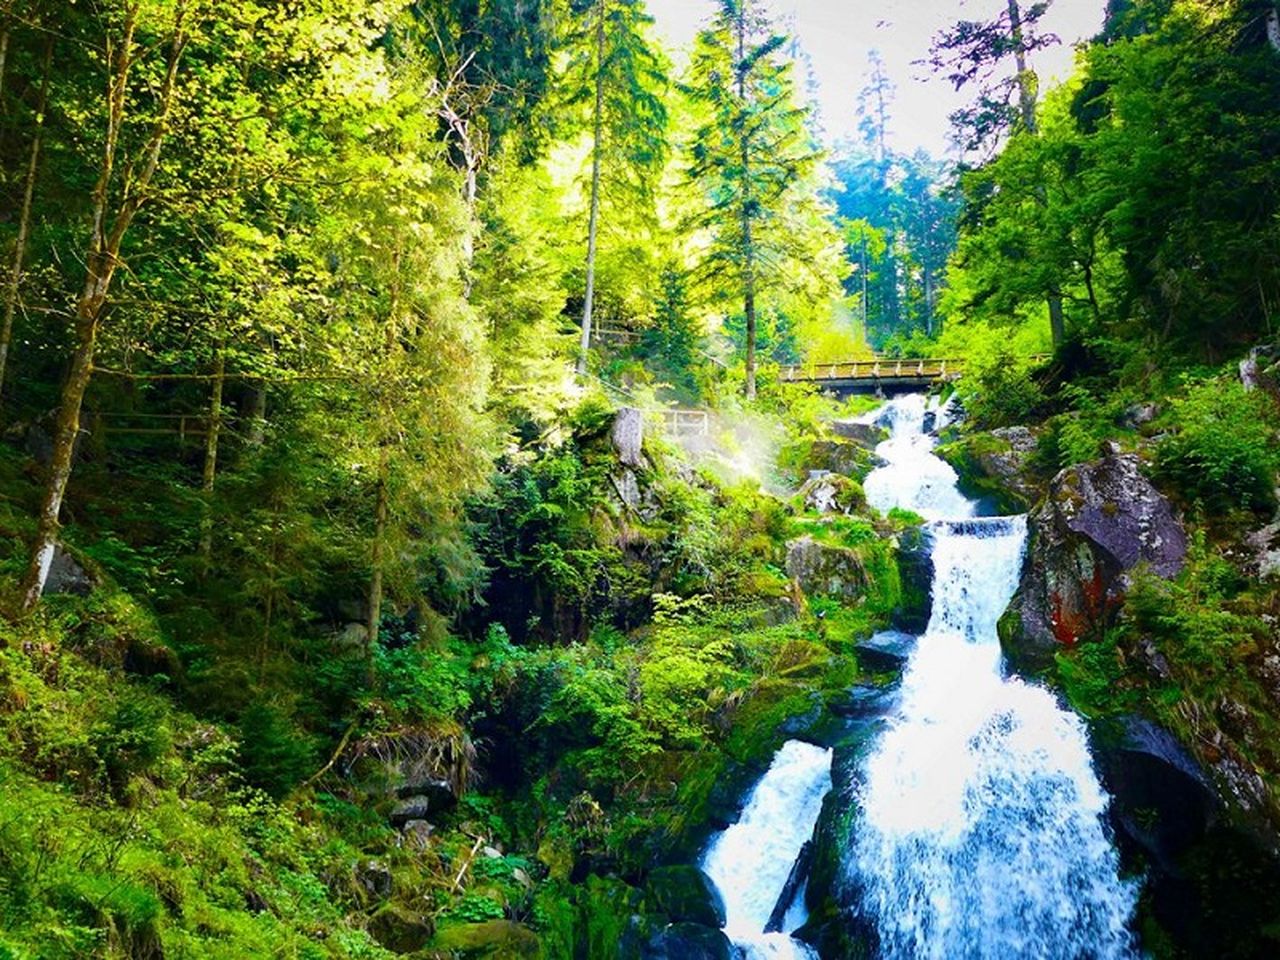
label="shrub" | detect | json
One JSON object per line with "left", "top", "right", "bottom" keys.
{"left": 237, "top": 702, "right": 318, "bottom": 799}
{"left": 1155, "top": 379, "right": 1279, "bottom": 514}
{"left": 958, "top": 349, "right": 1046, "bottom": 428}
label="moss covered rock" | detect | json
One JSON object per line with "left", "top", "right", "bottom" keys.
{"left": 644, "top": 865, "right": 726, "bottom": 927}
{"left": 430, "top": 919, "right": 541, "bottom": 958}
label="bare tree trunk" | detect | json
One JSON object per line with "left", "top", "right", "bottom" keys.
{"left": 1048, "top": 293, "right": 1066, "bottom": 348}
{"left": 576, "top": 0, "right": 606, "bottom": 378}
{"left": 1007, "top": 0, "right": 1038, "bottom": 134}
{"left": 198, "top": 345, "right": 224, "bottom": 566}
{"left": 0, "top": 37, "right": 51, "bottom": 405}
{"left": 21, "top": 1, "right": 187, "bottom": 612}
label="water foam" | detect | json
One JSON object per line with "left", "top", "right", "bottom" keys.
{"left": 702, "top": 739, "right": 831, "bottom": 959}
{"left": 847, "top": 395, "right": 1138, "bottom": 959}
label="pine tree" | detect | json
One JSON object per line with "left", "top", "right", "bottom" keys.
{"left": 562, "top": 0, "right": 667, "bottom": 377}
{"left": 686, "top": 0, "right": 817, "bottom": 399}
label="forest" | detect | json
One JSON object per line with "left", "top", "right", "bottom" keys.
{"left": 0, "top": 0, "right": 1279, "bottom": 957}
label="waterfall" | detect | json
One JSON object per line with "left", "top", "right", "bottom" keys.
{"left": 862, "top": 394, "right": 974, "bottom": 521}
{"left": 702, "top": 740, "right": 831, "bottom": 959}
{"left": 848, "top": 394, "right": 1139, "bottom": 959}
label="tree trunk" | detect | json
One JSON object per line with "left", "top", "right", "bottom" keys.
{"left": 737, "top": 6, "right": 758, "bottom": 401}
{"left": 1007, "top": 0, "right": 1038, "bottom": 134}
{"left": 576, "top": 0, "right": 606, "bottom": 378}
{"left": 366, "top": 449, "right": 388, "bottom": 676}
{"left": 20, "top": 1, "right": 187, "bottom": 612}
{"left": 198, "top": 345, "right": 224, "bottom": 567}
{"left": 1048, "top": 293, "right": 1066, "bottom": 348}
{"left": 0, "top": 37, "right": 51, "bottom": 405}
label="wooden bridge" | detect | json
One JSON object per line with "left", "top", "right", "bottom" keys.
{"left": 780, "top": 357, "right": 967, "bottom": 394}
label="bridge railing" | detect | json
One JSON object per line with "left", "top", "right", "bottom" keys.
{"left": 779, "top": 357, "right": 968, "bottom": 383}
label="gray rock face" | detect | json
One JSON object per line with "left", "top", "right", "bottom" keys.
{"left": 1245, "top": 519, "right": 1280, "bottom": 579}
{"left": 1004, "top": 451, "right": 1187, "bottom": 671}
{"left": 785, "top": 537, "right": 870, "bottom": 602}
{"left": 613, "top": 407, "right": 646, "bottom": 468}
{"left": 830, "top": 420, "right": 888, "bottom": 449}
{"left": 45, "top": 544, "right": 96, "bottom": 597}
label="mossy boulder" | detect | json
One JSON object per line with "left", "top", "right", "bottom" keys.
{"left": 369, "top": 903, "right": 434, "bottom": 953}
{"left": 642, "top": 922, "right": 733, "bottom": 960}
{"left": 644, "top": 865, "right": 726, "bottom": 927}
{"left": 430, "top": 920, "right": 541, "bottom": 958}
{"left": 937, "top": 426, "right": 1044, "bottom": 515}
{"left": 830, "top": 420, "right": 889, "bottom": 450}
{"left": 785, "top": 537, "right": 871, "bottom": 602}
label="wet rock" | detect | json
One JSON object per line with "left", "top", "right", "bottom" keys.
{"left": 938, "top": 427, "right": 1044, "bottom": 513}
{"left": 644, "top": 865, "right": 726, "bottom": 928}
{"left": 1093, "top": 716, "right": 1216, "bottom": 873}
{"left": 44, "top": 543, "right": 96, "bottom": 597}
{"left": 785, "top": 537, "right": 871, "bottom": 602}
{"left": 396, "top": 775, "right": 457, "bottom": 810}
{"left": 894, "top": 524, "right": 933, "bottom": 634}
{"left": 642, "top": 922, "right": 733, "bottom": 960}
{"left": 853, "top": 630, "right": 915, "bottom": 673}
{"left": 826, "top": 683, "right": 898, "bottom": 720}
{"left": 369, "top": 904, "right": 433, "bottom": 953}
{"left": 830, "top": 420, "right": 888, "bottom": 449}
{"left": 389, "top": 795, "right": 433, "bottom": 827}
{"left": 797, "top": 472, "right": 866, "bottom": 515}
{"left": 1003, "top": 451, "right": 1187, "bottom": 672}
{"left": 613, "top": 406, "right": 646, "bottom": 469}
{"left": 764, "top": 841, "right": 813, "bottom": 933}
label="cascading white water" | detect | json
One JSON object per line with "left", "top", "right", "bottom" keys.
{"left": 849, "top": 394, "right": 1139, "bottom": 959}
{"left": 862, "top": 394, "right": 974, "bottom": 521}
{"left": 702, "top": 740, "right": 831, "bottom": 959}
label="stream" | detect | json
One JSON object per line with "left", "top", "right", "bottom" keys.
{"left": 701, "top": 394, "right": 1139, "bottom": 958}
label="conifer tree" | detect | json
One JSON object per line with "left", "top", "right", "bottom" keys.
{"left": 686, "top": 0, "right": 817, "bottom": 399}
{"left": 562, "top": 0, "right": 668, "bottom": 376}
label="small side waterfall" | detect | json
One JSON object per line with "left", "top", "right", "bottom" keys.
{"left": 702, "top": 740, "right": 832, "bottom": 959}
{"left": 849, "top": 395, "right": 1139, "bottom": 959}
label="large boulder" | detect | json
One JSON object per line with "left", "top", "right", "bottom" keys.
{"left": 1002, "top": 450, "right": 1188, "bottom": 672}
{"left": 785, "top": 537, "right": 871, "bottom": 602}
{"left": 937, "top": 426, "right": 1044, "bottom": 514}
{"left": 1093, "top": 716, "right": 1217, "bottom": 873}
{"left": 431, "top": 920, "right": 541, "bottom": 957}
{"left": 644, "top": 866, "right": 726, "bottom": 928}
{"left": 642, "top": 923, "right": 733, "bottom": 960}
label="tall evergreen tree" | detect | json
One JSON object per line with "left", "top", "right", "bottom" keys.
{"left": 562, "top": 0, "right": 667, "bottom": 376}
{"left": 686, "top": 0, "right": 817, "bottom": 399}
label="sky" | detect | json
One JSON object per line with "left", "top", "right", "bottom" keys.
{"left": 647, "top": 0, "right": 1106, "bottom": 157}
